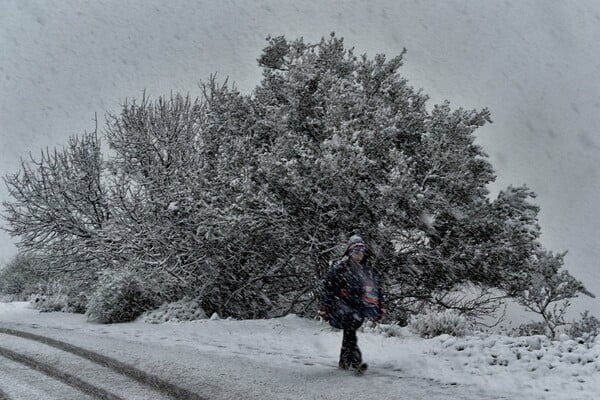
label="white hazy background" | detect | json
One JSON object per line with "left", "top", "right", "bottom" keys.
{"left": 1, "top": 0, "right": 599, "bottom": 315}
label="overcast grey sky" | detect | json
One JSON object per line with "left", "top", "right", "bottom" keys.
{"left": 1, "top": 0, "right": 599, "bottom": 313}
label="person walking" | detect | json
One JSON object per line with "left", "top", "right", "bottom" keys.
{"left": 319, "top": 235, "right": 385, "bottom": 372}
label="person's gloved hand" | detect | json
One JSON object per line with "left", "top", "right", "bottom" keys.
{"left": 376, "top": 306, "right": 386, "bottom": 322}
{"left": 318, "top": 304, "right": 330, "bottom": 321}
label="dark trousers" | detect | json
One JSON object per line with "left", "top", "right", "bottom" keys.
{"left": 340, "top": 328, "right": 362, "bottom": 368}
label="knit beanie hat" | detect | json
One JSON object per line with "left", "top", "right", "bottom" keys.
{"left": 346, "top": 234, "right": 367, "bottom": 256}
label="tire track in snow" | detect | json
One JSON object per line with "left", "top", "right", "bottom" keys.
{"left": 0, "top": 352, "right": 94, "bottom": 400}
{"left": 0, "top": 345, "right": 123, "bottom": 400}
{"left": 0, "top": 326, "right": 207, "bottom": 400}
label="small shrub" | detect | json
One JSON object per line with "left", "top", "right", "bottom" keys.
{"left": 143, "top": 297, "right": 206, "bottom": 323}
{"left": 64, "top": 292, "right": 88, "bottom": 314}
{"left": 409, "top": 309, "right": 471, "bottom": 338}
{"left": 568, "top": 311, "right": 600, "bottom": 342}
{"left": 29, "top": 280, "right": 68, "bottom": 312}
{"left": 30, "top": 292, "right": 68, "bottom": 312}
{"left": 361, "top": 320, "right": 406, "bottom": 337}
{"left": 511, "top": 321, "right": 549, "bottom": 337}
{"left": 86, "top": 269, "right": 156, "bottom": 324}
{"left": 0, "top": 294, "right": 20, "bottom": 302}
{"left": 28, "top": 280, "right": 90, "bottom": 314}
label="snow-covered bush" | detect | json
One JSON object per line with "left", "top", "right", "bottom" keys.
{"left": 64, "top": 292, "right": 88, "bottom": 314}
{"left": 143, "top": 297, "right": 206, "bottom": 323}
{"left": 30, "top": 292, "right": 68, "bottom": 312}
{"left": 511, "top": 321, "right": 549, "bottom": 337}
{"left": 361, "top": 320, "right": 406, "bottom": 337}
{"left": 568, "top": 311, "right": 600, "bottom": 343}
{"left": 28, "top": 279, "right": 88, "bottom": 313}
{"left": 409, "top": 310, "right": 472, "bottom": 338}
{"left": 86, "top": 269, "right": 156, "bottom": 323}
{"left": 0, "top": 253, "right": 47, "bottom": 300}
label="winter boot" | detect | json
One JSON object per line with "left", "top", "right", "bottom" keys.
{"left": 355, "top": 362, "right": 368, "bottom": 374}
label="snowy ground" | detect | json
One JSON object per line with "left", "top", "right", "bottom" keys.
{"left": 0, "top": 302, "right": 598, "bottom": 399}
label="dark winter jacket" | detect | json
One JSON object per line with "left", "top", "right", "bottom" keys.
{"left": 320, "top": 256, "right": 385, "bottom": 330}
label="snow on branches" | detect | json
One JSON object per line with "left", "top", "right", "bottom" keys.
{"left": 1, "top": 34, "right": 591, "bottom": 322}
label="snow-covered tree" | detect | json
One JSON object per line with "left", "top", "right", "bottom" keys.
{"left": 2, "top": 34, "right": 591, "bottom": 322}
{"left": 229, "top": 34, "right": 591, "bottom": 319}
{"left": 103, "top": 93, "right": 209, "bottom": 298}
{"left": 2, "top": 130, "right": 110, "bottom": 275}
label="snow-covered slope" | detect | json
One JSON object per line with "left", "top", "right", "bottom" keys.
{"left": 1, "top": 302, "right": 598, "bottom": 399}
{"left": 1, "top": 0, "right": 599, "bottom": 315}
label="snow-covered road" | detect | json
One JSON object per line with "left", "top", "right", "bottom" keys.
{"left": 0, "top": 322, "right": 484, "bottom": 400}
{"left": 0, "top": 353, "right": 94, "bottom": 400}
{"left": 0, "top": 327, "right": 203, "bottom": 400}
{"left": 1, "top": 302, "right": 597, "bottom": 399}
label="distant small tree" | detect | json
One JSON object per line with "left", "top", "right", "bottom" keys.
{"left": 513, "top": 250, "right": 594, "bottom": 337}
